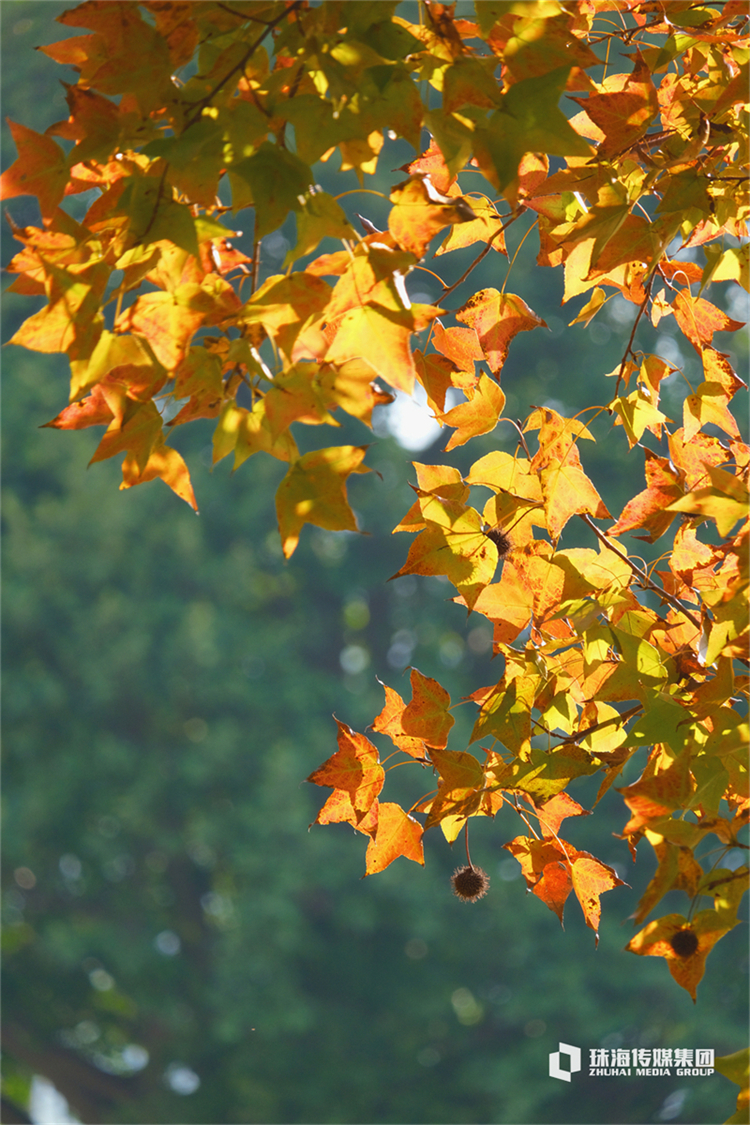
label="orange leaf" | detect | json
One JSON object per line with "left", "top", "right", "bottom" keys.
{"left": 275, "top": 445, "right": 370, "bottom": 559}
{"left": 569, "top": 849, "right": 626, "bottom": 944}
{"left": 120, "top": 442, "right": 198, "bottom": 511}
{"left": 325, "top": 304, "right": 427, "bottom": 395}
{"left": 307, "top": 719, "right": 384, "bottom": 819}
{"left": 365, "top": 803, "right": 424, "bottom": 874}
{"left": 456, "top": 289, "right": 546, "bottom": 375}
{"left": 571, "top": 52, "right": 658, "bottom": 159}
{"left": 431, "top": 321, "right": 484, "bottom": 370}
{"left": 371, "top": 680, "right": 428, "bottom": 760}
{"left": 527, "top": 792, "right": 590, "bottom": 839}
{"left": 313, "top": 789, "right": 379, "bottom": 837}
{"left": 673, "top": 291, "right": 745, "bottom": 354}
{"left": 402, "top": 668, "right": 454, "bottom": 749}
{"left": 608, "top": 450, "right": 684, "bottom": 541}
{"left": 625, "top": 910, "right": 736, "bottom": 1001}
{"left": 539, "top": 457, "right": 610, "bottom": 539}
{"left": 618, "top": 749, "right": 696, "bottom": 836}
{"left": 388, "top": 176, "right": 475, "bottom": 258}
{"left": 0, "top": 120, "right": 69, "bottom": 219}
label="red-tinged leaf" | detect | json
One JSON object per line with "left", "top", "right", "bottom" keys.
{"left": 431, "top": 322, "right": 484, "bottom": 370}
{"left": 120, "top": 442, "right": 198, "bottom": 511}
{"left": 569, "top": 849, "right": 626, "bottom": 944}
{"left": 618, "top": 749, "right": 696, "bottom": 836}
{"left": 371, "top": 680, "right": 428, "bottom": 760}
{"left": 276, "top": 445, "right": 370, "bottom": 559}
{"left": 632, "top": 833, "right": 704, "bottom": 925}
{"left": 313, "top": 789, "right": 379, "bottom": 837}
{"left": 455, "top": 289, "right": 546, "bottom": 375}
{"left": 365, "top": 803, "right": 424, "bottom": 874}
{"left": 625, "top": 910, "right": 736, "bottom": 1001}
{"left": 526, "top": 407, "right": 596, "bottom": 469}
{"left": 42, "top": 384, "right": 114, "bottom": 430}
{"left": 571, "top": 52, "right": 658, "bottom": 159}
{"left": 419, "top": 747, "right": 486, "bottom": 841}
{"left": 503, "top": 836, "right": 571, "bottom": 922}
{"left": 673, "top": 290, "right": 745, "bottom": 354}
{"left": 307, "top": 719, "right": 384, "bottom": 818}
{"left": 439, "top": 373, "right": 506, "bottom": 450}
{"left": 667, "top": 426, "right": 730, "bottom": 490}
{"left": 527, "top": 792, "right": 590, "bottom": 839}
{"left": 402, "top": 668, "right": 454, "bottom": 749}
{"left": 608, "top": 449, "right": 684, "bottom": 541}
{"left": 0, "top": 120, "right": 69, "bottom": 219}
{"left": 401, "top": 140, "right": 455, "bottom": 194}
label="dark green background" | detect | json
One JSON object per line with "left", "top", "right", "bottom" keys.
{"left": 2, "top": 4, "right": 747, "bottom": 1123}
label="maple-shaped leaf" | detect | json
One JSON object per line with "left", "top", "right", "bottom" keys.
{"left": 414, "top": 349, "right": 457, "bottom": 415}
{"left": 617, "top": 748, "right": 695, "bottom": 836}
{"left": 0, "top": 120, "right": 69, "bottom": 219}
{"left": 608, "top": 449, "right": 685, "bottom": 541}
{"left": 325, "top": 304, "right": 432, "bottom": 396}
{"left": 43, "top": 384, "right": 114, "bottom": 431}
{"left": 120, "top": 442, "right": 197, "bottom": 511}
{"left": 571, "top": 51, "right": 658, "bottom": 159}
{"left": 285, "top": 191, "right": 357, "bottom": 266}
{"left": 455, "top": 289, "right": 546, "bottom": 375}
{"left": 230, "top": 142, "right": 313, "bottom": 238}
{"left": 400, "top": 139, "right": 456, "bottom": 194}
{"left": 667, "top": 466, "right": 749, "bottom": 538}
{"left": 473, "top": 67, "right": 591, "bottom": 193}
{"left": 632, "top": 829, "right": 706, "bottom": 926}
{"left": 401, "top": 668, "right": 454, "bottom": 750}
{"left": 525, "top": 792, "right": 590, "bottom": 839}
{"left": 264, "top": 364, "right": 338, "bottom": 437}
{"left": 89, "top": 396, "right": 164, "bottom": 475}
{"left": 625, "top": 910, "right": 737, "bottom": 1001}
{"left": 436, "top": 194, "right": 507, "bottom": 257}
{"left": 438, "top": 372, "right": 506, "bottom": 450}
{"left": 486, "top": 743, "right": 599, "bottom": 804}
{"left": 276, "top": 445, "right": 370, "bottom": 559}
{"left": 307, "top": 719, "right": 384, "bottom": 820}
{"left": 431, "top": 321, "right": 484, "bottom": 370}
{"left": 391, "top": 496, "right": 498, "bottom": 611}
{"left": 672, "top": 290, "right": 745, "bottom": 354}
{"left": 319, "top": 358, "right": 394, "bottom": 428}
{"left": 8, "top": 259, "right": 109, "bottom": 359}
{"left": 569, "top": 849, "right": 626, "bottom": 944}
{"left": 115, "top": 290, "right": 206, "bottom": 371}
{"left": 612, "top": 388, "right": 670, "bottom": 448}
{"left": 683, "top": 347, "right": 745, "bottom": 441}
{"left": 668, "top": 425, "right": 731, "bottom": 490}
{"left": 371, "top": 679, "right": 428, "bottom": 760}
{"left": 365, "top": 803, "right": 425, "bottom": 874}
{"left": 420, "top": 747, "right": 484, "bottom": 840}
{"left": 240, "top": 273, "right": 333, "bottom": 361}
{"left": 313, "top": 789, "right": 379, "bottom": 837}
{"left": 539, "top": 455, "right": 610, "bottom": 539}
{"left": 470, "top": 671, "right": 537, "bottom": 757}
{"left": 388, "top": 175, "right": 475, "bottom": 258}
{"left": 467, "top": 538, "right": 562, "bottom": 644}
{"left": 212, "top": 400, "right": 298, "bottom": 470}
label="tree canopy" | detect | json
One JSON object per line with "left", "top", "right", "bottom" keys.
{"left": 2, "top": 1, "right": 749, "bottom": 1122}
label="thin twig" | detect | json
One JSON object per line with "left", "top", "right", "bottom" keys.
{"left": 578, "top": 513, "right": 702, "bottom": 632}
{"left": 441, "top": 211, "right": 522, "bottom": 300}
{"left": 613, "top": 278, "right": 653, "bottom": 397}
{"left": 183, "top": 1, "right": 302, "bottom": 131}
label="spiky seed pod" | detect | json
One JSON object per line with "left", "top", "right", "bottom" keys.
{"left": 669, "top": 928, "right": 699, "bottom": 958}
{"left": 484, "top": 526, "right": 512, "bottom": 560}
{"left": 451, "top": 865, "right": 490, "bottom": 903}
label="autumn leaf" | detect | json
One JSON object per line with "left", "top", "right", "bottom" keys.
{"left": 455, "top": 289, "right": 546, "bottom": 376}
{"left": 307, "top": 719, "right": 384, "bottom": 820}
{"left": 438, "top": 373, "right": 506, "bottom": 450}
{"left": 371, "top": 680, "right": 428, "bottom": 761}
{"left": 0, "top": 120, "right": 69, "bottom": 219}
{"left": 401, "top": 668, "right": 454, "bottom": 750}
{"left": 276, "top": 445, "right": 370, "bottom": 559}
{"left": 365, "top": 803, "right": 424, "bottom": 874}
{"left": 625, "top": 910, "right": 737, "bottom": 1001}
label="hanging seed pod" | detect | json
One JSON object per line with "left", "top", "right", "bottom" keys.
{"left": 669, "top": 928, "right": 699, "bottom": 958}
{"left": 451, "top": 865, "right": 490, "bottom": 903}
{"left": 483, "top": 526, "right": 512, "bottom": 559}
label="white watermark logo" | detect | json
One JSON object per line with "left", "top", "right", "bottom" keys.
{"left": 549, "top": 1043, "right": 581, "bottom": 1082}
{"left": 549, "top": 1044, "right": 715, "bottom": 1081}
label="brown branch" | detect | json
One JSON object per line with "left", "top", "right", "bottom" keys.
{"left": 578, "top": 513, "right": 703, "bottom": 632}
{"left": 441, "top": 210, "right": 522, "bottom": 300}
{"left": 613, "top": 277, "right": 652, "bottom": 398}
{"left": 183, "top": 1, "right": 302, "bottom": 131}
